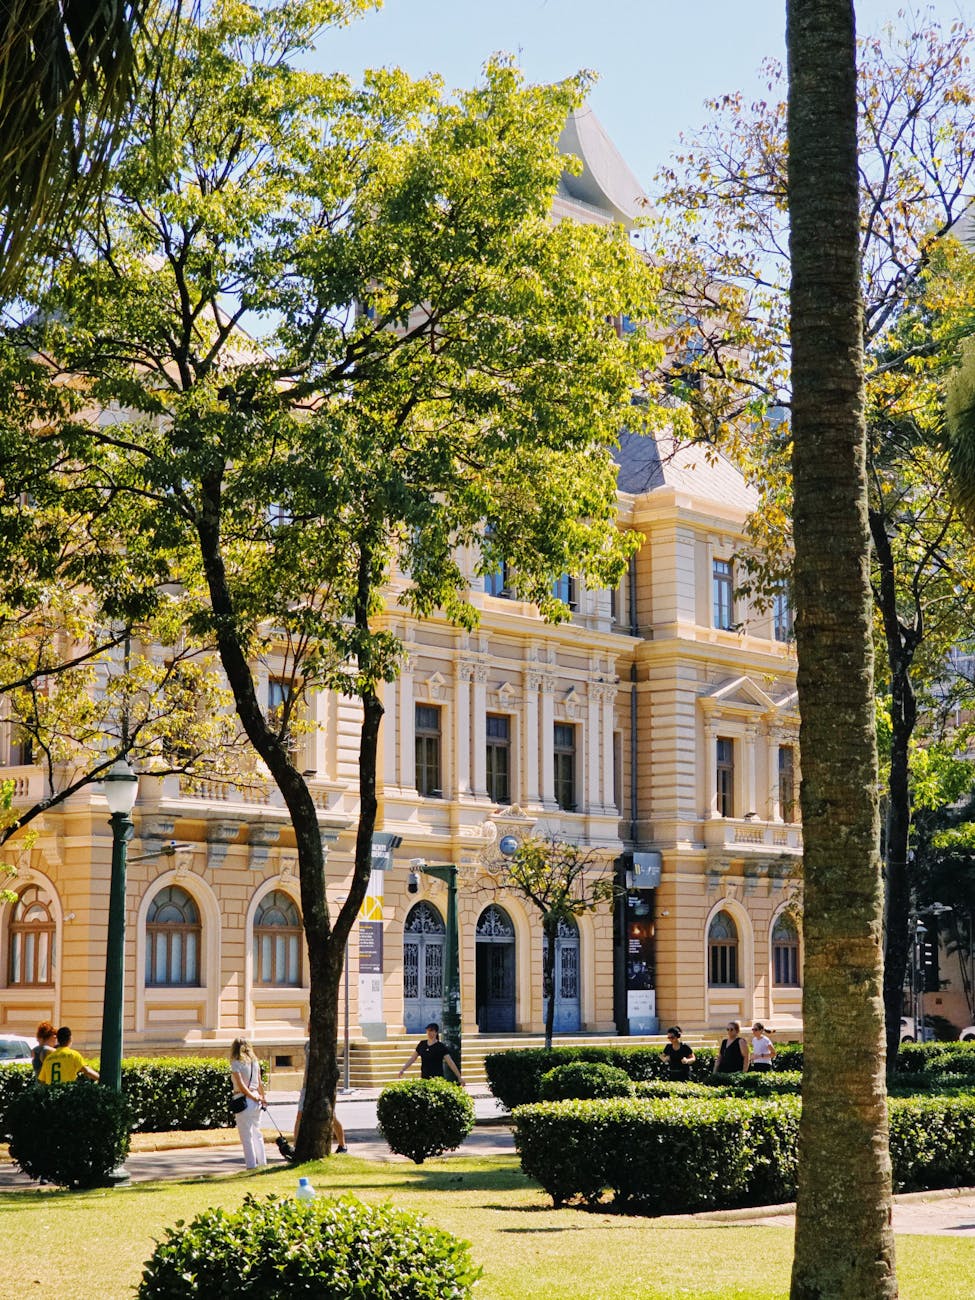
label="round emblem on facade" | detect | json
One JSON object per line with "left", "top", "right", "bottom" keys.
{"left": 498, "top": 834, "right": 519, "bottom": 858}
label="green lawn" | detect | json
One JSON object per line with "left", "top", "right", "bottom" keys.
{"left": 0, "top": 1155, "right": 971, "bottom": 1299}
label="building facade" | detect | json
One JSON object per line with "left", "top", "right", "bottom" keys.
{"left": 0, "top": 113, "right": 802, "bottom": 1055}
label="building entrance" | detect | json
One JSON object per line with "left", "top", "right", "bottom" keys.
{"left": 475, "top": 904, "right": 516, "bottom": 1032}
{"left": 403, "top": 902, "right": 445, "bottom": 1034}
{"left": 543, "top": 916, "right": 581, "bottom": 1033}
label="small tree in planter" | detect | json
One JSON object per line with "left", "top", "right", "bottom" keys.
{"left": 377, "top": 1079, "right": 475, "bottom": 1163}
{"left": 491, "top": 837, "right": 618, "bottom": 1049}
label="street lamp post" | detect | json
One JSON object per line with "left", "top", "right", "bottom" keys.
{"left": 99, "top": 758, "right": 138, "bottom": 1094}
{"left": 410, "top": 860, "right": 461, "bottom": 1075}
{"left": 912, "top": 918, "right": 927, "bottom": 1045}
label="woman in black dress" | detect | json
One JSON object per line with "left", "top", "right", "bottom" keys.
{"left": 714, "top": 1020, "right": 750, "bottom": 1073}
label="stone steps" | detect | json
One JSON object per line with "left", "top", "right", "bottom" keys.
{"left": 273, "top": 1032, "right": 696, "bottom": 1090}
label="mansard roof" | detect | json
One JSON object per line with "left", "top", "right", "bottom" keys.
{"left": 615, "top": 430, "right": 759, "bottom": 515}
{"left": 556, "top": 107, "right": 647, "bottom": 229}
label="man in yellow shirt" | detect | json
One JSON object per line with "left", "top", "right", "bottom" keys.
{"left": 38, "top": 1026, "right": 99, "bottom": 1085}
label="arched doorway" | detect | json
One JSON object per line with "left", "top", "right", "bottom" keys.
{"left": 475, "top": 904, "right": 516, "bottom": 1032}
{"left": 543, "top": 916, "right": 581, "bottom": 1034}
{"left": 403, "top": 902, "right": 445, "bottom": 1034}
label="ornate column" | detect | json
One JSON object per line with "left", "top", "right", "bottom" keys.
{"left": 704, "top": 718, "right": 718, "bottom": 818}
{"left": 744, "top": 724, "right": 757, "bottom": 817}
{"left": 398, "top": 650, "right": 415, "bottom": 790}
{"left": 455, "top": 661, "right": 473, "bottom": 796}
{"left": 310, "top": 685, "right": 329, "bottom": 778}
{"left": 540, "top": 674, "right": 556, "bottom": 807}
{"left": 598, "top": 682, "right": 618, "bottom": 810}
{"left": 382, "top": 677, "right": 397, "bottom": 788}
{"left": 768, "top": 726, "right": 782, "bottom": 821}
{"left": 524, "top": 670, "right": 541, "bottom": 804}
{"left": 587, "top": 685, "right": 601, "bottom": 812}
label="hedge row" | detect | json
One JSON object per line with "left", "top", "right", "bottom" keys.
{"left": 0, "top": 1058, "right": 244, "bottom": 1138}
{"left": 484, "top": 1044, "right": 806, "bottom": 1108}
{"left": 515, "top": 1095, "right": 800, "bottom": 1211}
{"left": 487, "top": 1040, "right": 975, "bottom": 1109}
{"left": 513, "top": 1091, "right": 975, "bottom": 1211}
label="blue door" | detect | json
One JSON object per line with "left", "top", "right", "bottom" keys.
{"left": 403, "top": 902, "right": 445, "bottom": 1034}
{"left": 543, "top": 917, "right": 581, "bottom": 1033}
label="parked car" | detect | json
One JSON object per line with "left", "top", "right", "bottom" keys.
{"left": 899, "top": 1017, "right": 936, "bottom": 1043}
{"left": 0, "top": 1035, "right": 32, "bottom": 1065}
{"left": 960, "top": 1025, "right": 975, "bottom": 1042}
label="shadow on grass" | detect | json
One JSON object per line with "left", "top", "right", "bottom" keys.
{"left": 0, "top": 1153, "right": 530, "bottom": 1211}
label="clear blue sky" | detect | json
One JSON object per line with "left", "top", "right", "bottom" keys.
{"left": 312, "top": 0, "right": 973, "bottom": 192}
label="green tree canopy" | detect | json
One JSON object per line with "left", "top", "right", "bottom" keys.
{"left": 29, "top": 0, "right": 666, "bottom": 1157}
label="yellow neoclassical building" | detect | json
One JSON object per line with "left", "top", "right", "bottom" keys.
{"left": 0, "top": 112, "right": 802, "bottom": 1060}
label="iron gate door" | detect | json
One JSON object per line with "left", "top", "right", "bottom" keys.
{"left": 403, "top": 902, "right": 445, "bottom": 1033}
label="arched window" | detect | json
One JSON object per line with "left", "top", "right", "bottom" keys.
{"left": 146, "top": 886, "right": 201, "bottom": 987}
{"left": 253, "top": 890, "right": 302, "bottom": 986}
{"left": 8, "top": 885, "right": 55, "bottom": 986}
{"left": 772, "top": 913, "right": 800, "bottom": 987}
{"left": 708, "top": 910, "right": 739, "bottom": 987}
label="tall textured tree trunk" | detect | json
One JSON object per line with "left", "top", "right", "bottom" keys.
{"left": 787, "top": 2, "right": 897, "bottom": 1296}
{"left": 196, "top": 475, "right": 382, "bottom": 1162}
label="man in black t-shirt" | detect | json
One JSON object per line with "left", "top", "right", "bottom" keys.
{"left": 398, "top": 1023, "right": 465, "bottom": 1085}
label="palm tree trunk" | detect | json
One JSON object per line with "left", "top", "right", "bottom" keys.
{"left": 787, "top": 2, "right": 897, "bottom": 1295}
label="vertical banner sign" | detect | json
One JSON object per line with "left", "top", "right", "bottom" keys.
{"left": 357, "top": 833, "right": 401, "bottom": 1040}
{"left": 626, "top": 852, "right": 661, "bottom": 1034}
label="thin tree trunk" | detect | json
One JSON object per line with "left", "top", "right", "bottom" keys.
{"left": 869, "top": 509, "right": 919, "bottom": 1068}
{"left": 543, "top": 919, "right": 557, "bottom": 1051}
{"left": 787, "top": 2, "right": 897, "bottom": 1296}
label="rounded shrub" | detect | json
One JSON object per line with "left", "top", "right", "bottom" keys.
{"left": 139, "top": 1192, "right": 482, "bottom": 1299}
{"left": 540, "top": 1061, "right": 633, "bottom": 1101}
{"left": 8, "top": 1080, "right": 130, "bottom": 1187}
{"left": 377, "top": 1078, "right": 475, "bottom": 1163}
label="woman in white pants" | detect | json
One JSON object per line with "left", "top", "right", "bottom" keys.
{"left": 230, "top": 1039, "right": 267, "bottom": 1169}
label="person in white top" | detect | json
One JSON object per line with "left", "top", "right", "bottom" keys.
{"left": 750, "top": 1022, "right": 776, "bottom": 1072}
{"left": 230, "top": 1038, "right": 268, "bottom": 1169}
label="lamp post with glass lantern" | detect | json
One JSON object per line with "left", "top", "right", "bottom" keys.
{"left": 99, "top": 758, "right": 138, "bottom": 1093}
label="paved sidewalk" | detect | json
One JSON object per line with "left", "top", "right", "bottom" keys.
{"left": 0, "top": 1086, "right": 514, "bottom": 1191}
{"left": 689, "top": 1187, "right": 975, "bottom": 1237}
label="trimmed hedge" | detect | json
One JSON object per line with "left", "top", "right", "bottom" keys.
{"left": 8, "top": 1080, "right": 131, "bottom": 1187}
{"left": 514, "top": 1095, "right": 800, "bottom": 1211}
{"left": 540, "top": 1062, "right": 633, "bottom": 1101}
{"left": 485, "top": 1042, "right": 805, "bottom": 1109}
{"left": 713, "top": 1070, "right": 803, "bottom": 1096}
{"left": 377, "top": 1079, "right": 475, "bottom": 1163}
{"left": 1, "top": 1057, "right": 253, "bottom": 1138}
{"left": 0, "top": 1063, "right": 33, "bottom": 1140}
{"left": 896, "top": 1041, "right": 975, "bottom": 1074}
{"left": 120, "top": 1058, "right": 241, "bottom": 1132}
{"left": 513, "top": 1089, "right": 975, "bottom": 1211}
{"left": 139, "top": 1193, "right": 481, "bottom": 1298}
{"left": 888, "top": 1094, "right": 975, "bottom": 1192}
{"left": 632, "top": 1080, "right": 714, "bottom": 1099}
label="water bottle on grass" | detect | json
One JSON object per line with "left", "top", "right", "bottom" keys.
{"left": 296, "top": 1176, "right": 316, "bottom": 1203}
